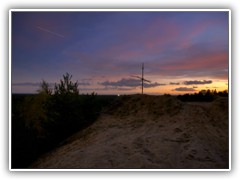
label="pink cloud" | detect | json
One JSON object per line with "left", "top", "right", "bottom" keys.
{"left": 162, "top": 52, "right": 228, "bottom": 71}
{"left": 144, "top": 18, "right": 179, "bottom": 49}
{"left": 98, "top": 17, "right": 179, "bottom": 62}
{"left": 122, "top": 17, "right": 179, "bottom": 51}
{"left": 178, "top": 19, "right": 225, "bottom": 49}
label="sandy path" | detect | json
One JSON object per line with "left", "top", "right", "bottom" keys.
{"left": 31, "top": 96, "right": 229, "bottom": 169}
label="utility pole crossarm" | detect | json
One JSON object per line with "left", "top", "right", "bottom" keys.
{"left": 131, "top": 75, "right": 142, "bottom": 79}
{"left": 143, "top": 78, "right": 151, "bottom": 83}
{"left": 130, "top": 63, "right": 151, "bottom": 95}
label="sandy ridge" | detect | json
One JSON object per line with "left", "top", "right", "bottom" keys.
{"left": 31, "top": 95, "right": 228, "bottom": 169}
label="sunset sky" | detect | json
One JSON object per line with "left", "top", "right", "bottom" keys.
{"left": 11, "top": 10, "right": 229, "bottom": 95}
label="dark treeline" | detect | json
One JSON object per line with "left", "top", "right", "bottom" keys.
{"left": 11, "top": 73, "right": 117, "bottom": 168}
{"left": 177, "top": 89, "right": 228, "bottom": 102}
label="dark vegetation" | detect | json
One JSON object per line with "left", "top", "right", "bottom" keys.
{"left": 177, "top": 89, "right": 228, "bottom": 102}
{"left": 11, "top": 73, "right": 117, "bottom": 168}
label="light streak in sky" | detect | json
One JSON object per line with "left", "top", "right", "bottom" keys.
{"left": 36, "top": 26, "right": 65, "bottom": 38}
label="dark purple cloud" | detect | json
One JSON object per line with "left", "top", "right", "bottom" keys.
{"left": 144, "top": 82, "right": 166, "bottom": 88}
{"left": 183, "top": 80, "right": 212, "bottom": 85}
{"left": 100, "top": 78, "right": 164, "bottom": 88}
{"left": 100, "top": 78, "right": 141, "bottom": 87}
{"left": 12, "top": 82, "right": 42, "bottom": 87}
{"left": 174, "top": 87, "right": 196, "bottom": 91}
{"left": 78, "top": 82, "right": 91, "bottom": 86}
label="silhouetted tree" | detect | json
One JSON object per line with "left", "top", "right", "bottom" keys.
{"left": 177, "top": 89, "right": 227, "bottom": 102}
{"left": 37, "top": 80, "right": 52, "bottom": 95}
{"left": 12, "top": 73, "right": 116, "bottom": 168}
{"left": 54, "top": 73, "right": 79, "bottom": 95}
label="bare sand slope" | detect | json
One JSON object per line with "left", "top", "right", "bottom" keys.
{"left": 31, "top": 95, "right": 229, "bottom": 169}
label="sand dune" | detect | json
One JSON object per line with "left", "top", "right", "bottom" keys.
{"left": 31, "top": 95, "right": 229, "bottom": 169}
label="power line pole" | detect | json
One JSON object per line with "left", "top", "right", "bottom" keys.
{"left": 131, "top": 63, "right": 151, "bottom": 95}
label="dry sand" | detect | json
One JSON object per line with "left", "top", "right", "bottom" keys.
{"left": 31, "top": 95, "right": 229, "bottom": 169}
